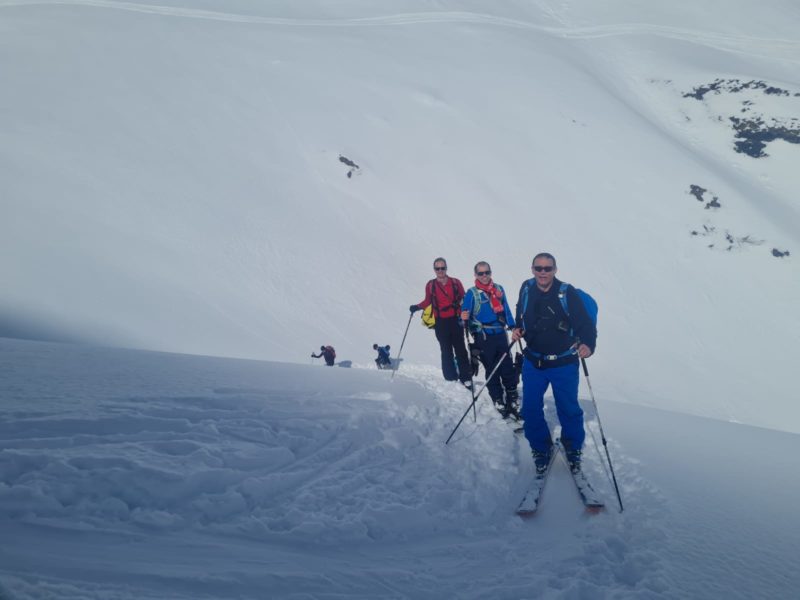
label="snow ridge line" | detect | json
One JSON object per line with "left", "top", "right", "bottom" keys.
{"left": 2, "top": 0, "right": 799, "bottom": 60}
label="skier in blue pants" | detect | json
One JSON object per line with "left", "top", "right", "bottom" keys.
{"left": 512, "top": 253, "right": 596, "bottom": 474}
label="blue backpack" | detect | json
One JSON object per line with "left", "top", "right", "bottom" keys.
{"left": 568, "top": 287, "right": 598, "bottom": 327}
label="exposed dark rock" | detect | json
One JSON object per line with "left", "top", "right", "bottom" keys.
{"left": 684, "top": 79, "right": 792, "bottom": 100}
{"left": 729, "top": 116, "right": 800, "bottom": 158}
{"left": 681, "top": 79, "right": 799, "bottom": 157}
{"left": 689, "top": 184, "right": 707, "bottom": 202}
{"left": 339, "top": 155, "right": 361, "bottom": 178}
{"left": 688, "top": 185, "right": 721, "bottom": 209}
{"left": 772, "top": 248, "right": 791, "bottom": 258}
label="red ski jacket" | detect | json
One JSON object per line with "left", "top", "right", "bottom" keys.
{"left": 416, "top": 277, "right": 465, "bottom": 319}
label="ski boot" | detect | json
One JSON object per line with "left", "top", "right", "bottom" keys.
{"left": 531, "top": 446, "right": 553, "bottom": 476}
{"left": 504, "top": 388, "right": 521, "bottom": 421}
{"left": 562, "top": 440, "right": 582, "bottom": 474}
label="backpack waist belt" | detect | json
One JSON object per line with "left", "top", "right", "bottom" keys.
{"left": 524, "top": 347, "right": 576, "bottom": 362}
{"left": 479, "top": 324, "right": 506, "bottom": 334}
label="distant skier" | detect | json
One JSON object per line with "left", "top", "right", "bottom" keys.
{"left": 512, "top": 253, "right": 597, "bottom": 475}
{"left": 373, "top": 344, "right": 392, "bottom": 369}
{"left": 311, "top": 345, "right": 336, "bottom": 366}
{"left": 409, "top": 257, "right": 472, "bottom": 388}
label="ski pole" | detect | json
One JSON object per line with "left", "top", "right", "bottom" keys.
{"left": 391, "top": 312, "right": 414, "bottom": 380}
{"left": 465, "top": 327, "right": 477, "bottom": 422}
{"left": 581, "top": 357, "right": 624, "bottom": 513}
{"left": 445, "top": 338, "right": 514, "bottom": 445}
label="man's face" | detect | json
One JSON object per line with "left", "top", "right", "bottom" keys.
{"left": 434, "top": 262, "right": 447, "bottom": 277}
{"left": 532, "top": 258, "right": 556, "bottom": 288}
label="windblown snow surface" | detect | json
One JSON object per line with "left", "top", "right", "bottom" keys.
{"left": 1, "top": 338, "right": 799, "bottom": 599}
{"left": 2, "top": 0, "right": 800, "bottom": 598}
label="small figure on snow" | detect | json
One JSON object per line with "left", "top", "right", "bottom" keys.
{"left": 373, "top": 344, "right": 392, "bottom": 369}
{"left": 311, "top": 345, "right": 336, "bottom": 366}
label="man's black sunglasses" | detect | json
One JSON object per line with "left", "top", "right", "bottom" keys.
{"left": 434, "top": 266, "right": 447, "bottom": 271}
{"left": 476, "top": 270, "right": 491, "bottom": 276}
{"left": 533, "top": 266, "right": 554, "bottom": 272}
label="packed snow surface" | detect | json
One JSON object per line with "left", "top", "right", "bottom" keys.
{"left": 1, "top": 338, "right": 799, "bottom": 598}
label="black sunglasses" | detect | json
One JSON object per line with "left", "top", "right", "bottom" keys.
{"left": 434, "top": 266, "right": 447, "bottom": 271}
{"left": 476, "top": 270, "right": 491, "bottom": 276}
{"left": 533, "top": 266, "right": 554, "bottom": 272}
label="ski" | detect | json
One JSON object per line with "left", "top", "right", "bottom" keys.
{"left": 555, "top": 441, "right": 605, "bottom": 512}
{"left": 570, "top": 468, "right": 605, "bottom": 512}
{"left": 515, "top": 446, "right": 559, "bottom": 515}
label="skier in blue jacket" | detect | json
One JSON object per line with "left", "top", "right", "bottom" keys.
{"left": 460, "top": 261, "right": 519, "bottom": 418}
{"left": 512, "top": 253, "right": 596, "bottom": 474}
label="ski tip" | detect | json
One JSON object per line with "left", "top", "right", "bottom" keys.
{"left": 584, "top": 505, "right": 605, "bottom": 515}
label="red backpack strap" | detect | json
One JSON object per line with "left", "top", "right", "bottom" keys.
{"left": 428, "top": 279, "right": 438, "bottom": 312}
{"left": 452, "top": 279, "right": 461, "bottom": 307}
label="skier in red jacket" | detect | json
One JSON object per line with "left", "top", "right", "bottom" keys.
{"left": 311, "top": 345, "right": 336, "bottom": 366}
{"left": 410, "top": 257, "right": 472, "bottom": 387}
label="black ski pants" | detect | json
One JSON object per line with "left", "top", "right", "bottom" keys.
{"left": 434, "top": 317, "right": 471, "bottom": 383}
{"left": 473, "top": 332, "right": 516, "bottom": 401}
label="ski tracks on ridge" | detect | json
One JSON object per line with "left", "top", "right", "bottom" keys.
{"left": 3, "top": 0, "right": 799, "bottom": 64}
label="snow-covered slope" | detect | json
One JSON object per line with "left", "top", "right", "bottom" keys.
{"left": 1, "top": 1, "right": 798, "bottom": 434}
{"left": 1, "top": 338, "right": 799, "bottom": 599}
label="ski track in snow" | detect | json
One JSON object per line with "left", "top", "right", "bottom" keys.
{"left": 2, "top": 0, "right": 800, "bottom": 65}
{"left": 0, "top": 340, "right": 679, "bottom": 599}
{"left": 2, "top": 339, "right": 799, "bottom": 597}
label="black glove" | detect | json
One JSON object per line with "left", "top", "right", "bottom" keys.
{"left": 409, "top": 304, "right": 420, "bottom": 313}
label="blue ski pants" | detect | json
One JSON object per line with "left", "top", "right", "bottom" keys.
{"left": 520, "top": 359, "right": 584, "bottom": 453}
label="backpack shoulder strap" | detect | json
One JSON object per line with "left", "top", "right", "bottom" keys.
{"left": 471, "top": 287, "right": 482, "bottom": 310}
{"left": 557, "top": 282, "right": 571, "bottom": 317}
{"left": 468, "top": 287, "right": 482, "bottom": 325}
{"left": 520, "top": 278, "right": 536, "bottom": 315}
{"left": 449, "top": 279, "right": 460, "bottom": 309}
{"left": 427, "top": 279, "right": 438, "bottom": 310}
